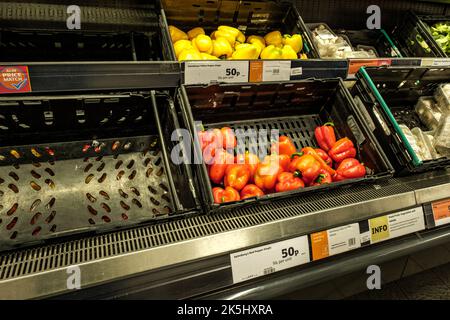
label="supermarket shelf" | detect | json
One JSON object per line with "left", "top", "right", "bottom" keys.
{"left": 201, "top": 224, "right": 450, "bottom": 300}
{"left": 0, "top": 170, "right": 449, "bottom": 299}
{"left": 1, "top": 62, "right": 181, "bottom": 92}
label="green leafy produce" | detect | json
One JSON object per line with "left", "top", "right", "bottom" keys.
{"left": 430, "top": 21, "right": 450, "bottom": 55}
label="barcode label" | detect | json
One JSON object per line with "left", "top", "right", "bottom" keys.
{"left": 262, "top": 61, "right": 290, "bottom": 82}
{"left": 348, "top": 238, "right": 356, "bottom": 246}
{"left": 263, "top": 267, "right": 276, "bottom": 275}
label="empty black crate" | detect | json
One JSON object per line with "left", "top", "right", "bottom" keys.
{"left": 352, "top": 66, "right": 450, "bottom": 175}
{"left": 178, "top": 79, "right": 394, "bottom": 213}
{"left": 391, "top": 11, "right": 445, "bottom": 58}
{"left": 0, "top": 91, "right": 197, "bottom": 251}
{"left": 162, "top": 0, "right": 318, "bottom": 58}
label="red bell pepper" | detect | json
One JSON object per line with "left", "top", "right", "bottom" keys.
{"left": 235, "top": 152, "right": 260, "bottom": 181}
{"left": 275, "top": 172, "right": 305, "bottom": 192}
{"left": 254, "top": 160, "right": 283, "bottom": 191}
{"left": 240, "top": 184, "right": 265, "bottom": 199}
{"left": 300, "top": 147, "right": 335, "bottom": 176}
{"left": 328, "top": 137, "right": 357, "bottom": 163}
{"left": 263, "top": 153, "right": 291, "bottom": 172}
{"left": 315, "top": 148, "right": 332, "bottom": 167}
{"left": 270, "top": 135, "right": 297, "bottom": 157}
{"left": 310, "top": 169, "right": 333, "bottom": 186}
{"left": 333, "top": 158, "right": 366, "bottom": 181}
{"left": 208, "top": 149, "right": 234, "bottom": 184}
{"left": 314, "top": 122, "right": 336, "bottom": 152}
{"left": 224, "top": 164, "right": 250, "bottom": 191}
{"left": 288, "top": 154, "right": 321, "bottom": 185}
{"left": 221, "top": 127, "right": 237, "bottom": 149}
{"left": 213, "top": 186, "right": 240, "bottom": 203}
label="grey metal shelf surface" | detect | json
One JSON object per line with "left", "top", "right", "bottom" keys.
{"left": 0, "top": 169, "right": 448, "bottom": 299}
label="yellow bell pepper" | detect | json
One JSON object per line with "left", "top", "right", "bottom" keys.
{"left": 178, "top": 49, "right": 202, "bottom": 61}
{"left": 174, "top": 39, "right": 195, "bottom": 59}
{"left": 300, "top": 53, "right": 308, "bottom": 60}
{"left": 247, "top": 38, "right": 265, "bottom": 55}
{"left": 231, "top": 43, "right": 260, "bottom": 60}
{"left": 214, "top": 30, "right": 237, "bottom": 46}
{"left": 247, "top": 35, "right": 265, "bottom": 46}
{"left": 187, "top": 27, "right": 205, "bottom": 40}
{"left": 200, "top": 53, "right": 219, "bottom": 60}
{"left": 193, "top": 35, "right": 213, "bottom": 54}
{"left": 237, "top": 31, "right": 246, "bottom": 44}
{"left": 282, "top": 34, "right": 303, "bottom": 53}
{"left": 212, "top": 37, "right": 233, "bottom": 58}
{"left": 281, "top": 44, "right": 298, "bottom": 59}
{"left": 264, "top": 31, "right": 283, "bottom": 47}
{"left": 169, "top": 25, "right": 188, "bottom": 43}
{"left": 218, "top": 26, "right": 240, "bottom": 37}
{"left": 260, "top": 45, "right": 283, "bottom": 59}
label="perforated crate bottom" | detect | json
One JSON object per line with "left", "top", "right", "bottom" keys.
{"left": 204, "top": 115, "right": 322, "bottom": 153}
{"left": 391, "top": 106, "right": 428, "bottom": 131}
{"left": 0, "top": 146, "right": 173, "bottom": 248}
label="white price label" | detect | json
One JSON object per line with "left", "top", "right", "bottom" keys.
{"left": 262, "top": 61, "right": 291, "bottom": 82}
{"left": 184, "top": 61, "right": 249, "bottom": 85}
{"left": 290, "top": 67, "right": 303, "bottom": 76}
{"left": 311, "top": 223, "right": 360, "bottom": 260}
{"left": 369, "top": 207, "right": 425, "bottom": 244}
{"left": 421, "top": 58, "right": 450, "bottom": 67}
{"left": 230, "top": 235, "right": 310, "bottom": 284}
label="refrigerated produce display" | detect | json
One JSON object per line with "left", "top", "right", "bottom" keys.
{"left": 0, "top": 0, "right": 450, "bottom": 301}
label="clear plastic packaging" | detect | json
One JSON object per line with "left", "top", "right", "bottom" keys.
{"left": 415, "top": 96, "right": 442, "bottom": 130}
{"left": 433, "top": 114, "right": 450, "bottom": 157}
{"left": 313, "top": 24, "right": 353, "bottom": 59}
{"left": 411, "top": 127, "right": 433, "bottom": 160}
{"left": 434, "top": 83, "right": 450, "bottom": 114}
{"left": 423, "top": 132, "right": 441, "bottom": 159}
{"left": 399, "top": 124, "right": 424, "bottom": 161}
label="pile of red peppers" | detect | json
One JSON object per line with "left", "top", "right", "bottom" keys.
{"left": 198, "top": 123, "right": 367, "bottom": 204}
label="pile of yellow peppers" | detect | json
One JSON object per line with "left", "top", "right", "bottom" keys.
{"left": 169, "top": 25, "right": 308, "bottom": 61}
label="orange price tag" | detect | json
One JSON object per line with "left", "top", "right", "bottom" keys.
{"left": 249, "top": 60, "right": 263, "bottom": 83}
{"left": 432, "top": 199, "right": 450, "bottom": 227}
{"left": 311, "top": 231, "right": 329, "bottom": 261}
{"left": 348, "top": 59, "right": 392, "bottom": 77}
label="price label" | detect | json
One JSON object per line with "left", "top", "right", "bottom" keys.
{"left": 311, "top": 223, "right": 361, "bottom": 261}
{"left": 431, "top": 199, "right": 450, "bottom": 227}
{"left": 249, "top": 61, "right": 291, "bottom": 82}
{"left": 347, "top": 59, "right": 392, "bottom": 77}
{"left": 230, "top": 235, "right": 310, "bottom": 284}
{"left": 421, "top": 58, "right": 450, "bottom": 67}
{"left": 369, "top": 207, "right": 425, "bottom": 244}
{"left": 262, "top": 61, "right": 291, "bottom": 82}
{"left": 184, "top": 61, "right": 249, "bottom": 85}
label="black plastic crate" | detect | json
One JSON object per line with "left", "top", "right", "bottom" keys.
{"left": 352, "top": 66, "right": 450, "bottom": 175}
{"left": 162, "top": 0, "right": 318, "bottom": 59}
{"left": 306, "top": 23, "right": 402, "bottom": 58}
{"left": 418, "top": 15, "right": 450, "bottom": 58}
{"left": 178, "top": 79, "right": 394, "bottom": 213}
{"left": 0, "top": 30, "right": 167, "bottom": 62}
{"left": 0, "top": 1, "right": 174, "bottom": 61}
{"left": 391, "top": 11, "right": 445, "bottom": 58}
{"left": 0, "top": 91, "right": 197, "bottom": 251}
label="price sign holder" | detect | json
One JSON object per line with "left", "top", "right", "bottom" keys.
{"left": 424, "top": 199, "right": 450, "bottom": 228}
{"left": 230, "top": 235, "right": 310, "bottom": 284}
{"left": 183, "top": 60, "right": 249, "bottom": 85}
